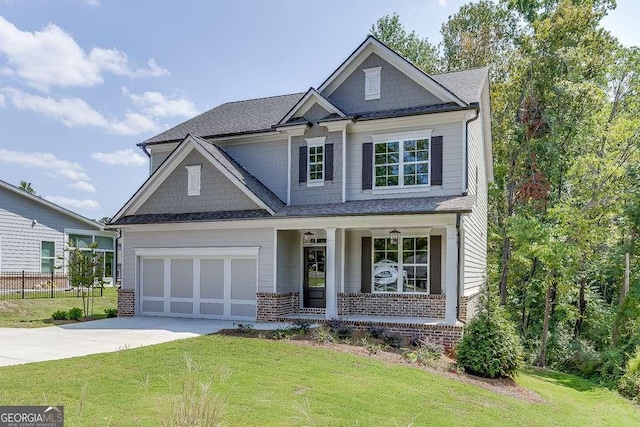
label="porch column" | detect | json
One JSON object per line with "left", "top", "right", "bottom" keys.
{"left": 325, "top": 227, "right": 337, "bottom": 319}
{"left": 444, "top": 225, "right": 458, "bottom": 325}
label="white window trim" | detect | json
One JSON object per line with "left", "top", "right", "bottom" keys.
{"left": 371, "top": 129, "right": 433, "bottom": 190}
{"left": 306, "top": 137, "right": 326, "bottom": 187}
{"left": 40, "top": 240, "right": 56, "bottom": 273}
{"left": 364, "top": 66, "right": 382, "bottom": 101}
{"left": 372, "top": 235, "right": 430, "bottom": 294}
{"left": 186, "top": 164, "right": 201, "bottom": 196}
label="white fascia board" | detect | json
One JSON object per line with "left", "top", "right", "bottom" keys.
{"left": 64, "top": 228, "right": 116, "bottom": 237}
{"left": 111, "top": 139, "right": 194, "bottom": 222}
{"left": 348, "top": 110, "right": 468, "bottom": 134}
{"left": 121, "top": 213, "right": 458, "bottom": 232}
{"left": 0, "top": 180, "right": 103, "bottom": 230}
{"left": 480, "top": 77, "right": 494, "bottom": 183}
{"left": 134, "top": 247, "right": 259, "bottom": 257}
{"left": 319, "top": 38, "right": 466, "bottom": 107}
{"left": 279, "top": 89, "right": 346, "bottom": 125}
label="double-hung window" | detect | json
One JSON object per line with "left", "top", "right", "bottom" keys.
{"left": 41, "top": 241, "right": 55, "bottom": 273}
{"left": 307, "top": 137, "right": 325, "bottom": 186}
{"left": 372, "top": 130, "right": 432, "bottom": 189}
{"left": 373, "top": 236, "right": 429, "bottom": 293}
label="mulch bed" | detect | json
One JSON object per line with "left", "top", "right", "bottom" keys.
{"left": 217, "top": 328, "right": 545, "bottom": 404}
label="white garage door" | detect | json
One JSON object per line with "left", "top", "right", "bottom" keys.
{"left": 137, "top": 248, "right": 258, "bottom": 320}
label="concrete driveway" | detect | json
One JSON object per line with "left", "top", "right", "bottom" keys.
{"left": 0, "top": 317, "right": 289, "bottom": 367}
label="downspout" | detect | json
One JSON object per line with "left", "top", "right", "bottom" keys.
{"left": 463, "top": 109, "right": 480, "bottom": 195}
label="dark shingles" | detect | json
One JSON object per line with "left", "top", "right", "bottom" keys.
{"left": 190, "top": 135, "right": 285, "bottom": 213}
{"left": 110, "top": 195, "right": 475, "bottom": 225}
{"left": 142, "top": 93, "right": 305, "bottom": 145}
{"left": 354, "top": 103, "right": 474, "bottom": 121}
{"left": 111, "top": 210, "right": 271, "bottom": 225}
{"left": 430, "top": 68, "right": 488, "bottom": 105}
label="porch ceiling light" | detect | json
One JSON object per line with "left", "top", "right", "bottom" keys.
{"left": 303, "top": 231, "right": 314, "bottom": 245}
{"left": 389, "top": 229, "right": 401, "bottom": 245}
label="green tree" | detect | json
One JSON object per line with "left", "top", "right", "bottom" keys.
{"left": 370, "top": 13, "right": 441, "bottom": 73}
{"left": 18, "top": 181, "right": 36, "bottom": 195}
{"left": 64, "top": 241, "right": 105, "bottom": 318}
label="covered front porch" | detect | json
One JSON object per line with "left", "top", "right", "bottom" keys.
{"left": 258, "top": 213, "right": 465, "bottom": 327}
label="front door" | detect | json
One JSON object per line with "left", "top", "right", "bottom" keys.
{"left": 304, "top": 247, "right": 326, "bottom": 308}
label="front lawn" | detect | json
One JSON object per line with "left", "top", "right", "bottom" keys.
{"left": 0, "top": 335, "right": 637, "bottom": 426}
{"left": 0, "top": 287, "right": 117, "bottom": 328}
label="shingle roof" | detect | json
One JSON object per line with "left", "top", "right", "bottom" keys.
{"left": 190, "top": 135, "right": 285, "bottom": 213}
{"left": 431, "top": 67, "right": 488, "bottom": 105}
{"left": 142, "top": 93, "right": 305, "bottom": 145}
{"left": 109, "top": 195, "right": 475, "bottom": 225}
{"left": 353, "top": 103, "right": 474, "bottom": 121}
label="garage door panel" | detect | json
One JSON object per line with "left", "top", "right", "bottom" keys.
{"left": 231, "top": 259, "right": 257, "bottom": 300}
{"left": 171, "top": 259, "right": 193, "bottom": 298}
{"left": 170, "top": 301, "right": 193, "bottom": 315}
{"left": 200, "top": 302, "right": 224, "bottom": 316}
{"left": 142, "top": 259, "right": 164, "bottom": 297}
{"left": 143, "top": 300, "right": 164, "bottom": 313}
{"left": 200, "top": 259, "right": 224, "bottom": 299}
{"left": 231, "top": 303, "right": 256, "bottom": 317}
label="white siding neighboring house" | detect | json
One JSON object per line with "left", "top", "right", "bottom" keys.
{"left": 108, "top": 36, "right": 493, "bottom": 349}
{"left": 0, "top": 179, "right": 117, "bottom": 285}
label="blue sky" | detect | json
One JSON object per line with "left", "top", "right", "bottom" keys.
{"left": 0, "top": 0, "right": 637, "bottom": 220}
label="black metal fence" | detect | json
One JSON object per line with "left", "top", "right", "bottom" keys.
{"left": 0, "top": 271, "right": 103, "bottom": 299}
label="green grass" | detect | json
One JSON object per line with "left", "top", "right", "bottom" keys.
{"left": 0, "top": 335, "right": 637, "bottom": 426}
{"left": 0, "top": 287, "right": 117, "bottom": 327}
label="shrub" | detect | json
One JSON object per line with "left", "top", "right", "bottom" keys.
{"left": 383, "top": 333, "right": 404, "bottom": 349}
{"left": 361, "top": 337, "right": 385, "bottom": 355}
{"left": 556, "top": 339, "right": 602, "bottom": 378}
{"left": 618, "top": 346, "right": 640, "bottom": 402}
{"left": 326, "top": 319, "right": 354, "bottom": 340}
{"left": 104, "top": 308, "right": 118, "bottom": 318}
{"left": 51, "top": 310, "right": 68, "bottom": 320}
{"left": 272, "top": 328, "right": 295, "bottom": 340}
{"left": 366, "top": 325, "right": 388, "bottom": 339}
{"left": 234, "top": 323, "right": 254, "bottom": 332}
{"left": 68, "top": 307, "right": 83, "bottom": 321}
{"left": 312, "top": 326, "right": 335, "bottom": 344}
{"left": 291, "top": 319, "right": 312, "bottom": 334}
{"left": 456, "top": 309, "right": 524, "bottom": 379}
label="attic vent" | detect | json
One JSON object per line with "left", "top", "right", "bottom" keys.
{"left": 364, "top": 66, "right": 381, "bottom": 101}
{"left": 186, "top": 165, "right": 201, "bottom": 196}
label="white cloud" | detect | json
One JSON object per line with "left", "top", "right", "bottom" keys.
{"left": 437, "top": 0, "right": 448, "bottom": 6}
{"left": 56, "top": 169, "right": 90, "bottom": 181}
{"left": 0, "top": 148, "right": 87, "bottom": 177}
{"left": 91, "top": 148, "right": 147, "bottom": 167}
{"left": 0, "top": 15, "right": 169, "bottom": 91}
{"left": 0, "top": 93, "right": 4, "bottom": 107}
{"left": 44, "top": 195, "right": 101, "bottom": 210}
{"left": 68, "top": 181, "right": 96, "bottom": 192}
{"left": 123, "top": 87, "right": 198, "bottom": 118}
{"left": 2, "top": 87, "right": 161, "bottom": 135}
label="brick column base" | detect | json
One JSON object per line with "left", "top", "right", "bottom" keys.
{"left": 117, "top": 288, "right": 135, "bottom": 317}
{"left": 256, "top": 292, "right": 299, "bottom": 322}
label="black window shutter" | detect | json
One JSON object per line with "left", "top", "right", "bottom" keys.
{"left": 361, "top": 236, "right": 372, "bottom": 293}
{"left": 431, "top": 136, "right": 443, "bottom": 186}
{"left": 429, "top": 235, "right": 442, "bottom": 294}
{"left": 298, "top": 146, "right": 307, "bottom": 183}
{"left": 362, "top": 142, "right": 373, "bottom": 190}
{"left": 324, "top": 143, "right": 334, "bottom": 181}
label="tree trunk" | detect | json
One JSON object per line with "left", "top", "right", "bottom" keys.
{"left": 536, "top": 284, "right": 553, "bottom": 367}
{"left": 574, "top": 277, "right": 586, "bottom": 339}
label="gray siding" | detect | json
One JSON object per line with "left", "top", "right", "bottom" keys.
{"left": 346, "top": 121, "right": 464, "bottom": 201}
{"left": 302, "top": 103, "right": 331, "bottom": 122}
{"left": 122, "top": 227, "right": 274, "bottom": 293}
{"left": 136, "top": 149, "right": 260, "bottom": 215}
{"left": 220, "top": 139, "right": 288, "bottom": 202}
{"left": 151, "top": 150, "right": 172, "bottom": 173}
{"left": 328, "top": 53, "right": 443, "bottom": 114}
{"left": 290, "top": 125, "right": 342, "bottom": 205}
{"left": 276, "top": 230, "right": 301, "bottom": 293}
{"left": 462, "top": 116, "right": 488, "bottom": 296}
{"left": 0, "top": 187, "right": 100, "bottom": 272}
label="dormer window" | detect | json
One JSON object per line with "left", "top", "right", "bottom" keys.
{"left": 364, "top": 66, "right": 381, "bottom": 100}
{"left": 186, "top": 165, "right": 201, "bottom": 196}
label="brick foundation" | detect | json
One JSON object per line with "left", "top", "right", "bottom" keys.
{"left": 337, "top": 293, "right": 446, "bottom": 318}
{"left": 256, "top": 292, "right": 300, "bottom": 322}
{"left": 117, "top": 288, "right": 135, "bottom": 317}
{"left": 459, "top": 292, "right": 481, "bottom": 322}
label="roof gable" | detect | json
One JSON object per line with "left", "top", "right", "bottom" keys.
{"left": 318, "top": 36, "right": 467, "bottom": 107}
{"left": 111, "top": 135, "right": 284, "bottom": 223}
{"left": 0, "top": 179, "right": 103, "bottom": 230}
{"left": 278, "top": 88, "right": 346, "bottom": 124}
